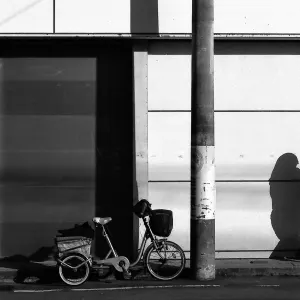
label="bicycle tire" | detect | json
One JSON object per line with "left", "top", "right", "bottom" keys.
{"left": 58, "top": 254, "right": 90, "bottom": 286}
{"left": 145, "top": 240, "right": 186, "bottom": 281}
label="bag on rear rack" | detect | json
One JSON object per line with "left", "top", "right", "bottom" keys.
{"left": 55, "top": 236, "right": 92, "bottom": 258}
{"left": 149, "top": 209, "right": 173, "bottom": 237}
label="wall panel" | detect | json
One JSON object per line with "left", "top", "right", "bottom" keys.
{"left": 148, "top": 45, "right": 300, "bottom": 111}
{"left": 0, "top": 0, "right": 53, "bottom": 33}
{"left": 55, "top": 0, "right": 130, "bottom": 33}
{"left": 1, "top": 0, "right": 300, "bottom": 34}
{"left": 149, "top": 111, "right": 300, "bottom": 182}
{"left": 149, "top": 182, "right": 279, "bottom": 258}
{"left": 148, "top": 41, "right": 300, "bottom": 258}
{"left": 55, "top": 0, "right": 300, "bottom": 34}
{"left": 0, "top": 185, "right": 94, "bottom": 257}
{"left": 0, "top": 57, "right": 96, "bottom": 257}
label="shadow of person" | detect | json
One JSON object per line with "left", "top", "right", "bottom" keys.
{"left": 269, "top": 153, "right": 300, "bottom": 259}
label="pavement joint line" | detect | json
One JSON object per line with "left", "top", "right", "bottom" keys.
{"left": 72, "top": 285, "right": 222, "bottom": 291}
{"left": 18, "top": 284, "right": 300, "bottom": 293}
{"left": 14, "top": 289, "right": 64, "bottom": 293}
{"left": 256, "top": 285, "right": 280, "bottom": 287}
{"left": 9, "top": 284, "right": 287, "bottom": 293}
{"left": 13, "top": 285, "right": 222, "bottom": 293}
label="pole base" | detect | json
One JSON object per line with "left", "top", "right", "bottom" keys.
{"left": 190, "top": 219, "right": 215, "bottom": 281}
{"left": 192, "top": 264, "right": 215, "bottom": 281}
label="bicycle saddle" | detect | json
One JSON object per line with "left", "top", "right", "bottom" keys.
{"left": 93, "top": 217, "right": 112, "bottom": 225}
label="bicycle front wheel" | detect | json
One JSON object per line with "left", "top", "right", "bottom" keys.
{"left": 145, "top": 240, "right": 186, "bottom": 281}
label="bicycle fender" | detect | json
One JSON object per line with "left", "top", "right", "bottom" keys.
{"left": 58, "top": 252, "right": 92, "bottom": 267}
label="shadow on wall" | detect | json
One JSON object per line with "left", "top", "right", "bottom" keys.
{"left": 270, "top": 153, "right": 300, "bottom": 259}
{"left": 130, "top": 0, "right": 159, "bottom": 34}
{"left": 0, "top": 56, "right": 96, "bottom": 260}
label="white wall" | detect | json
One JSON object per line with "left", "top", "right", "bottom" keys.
{"left": 55, "top": 0, "right": 131, "bottom": 33}
{"left": 158, "top": 0, "right": 300, "bottom": 34}
{"left": 2, "top": 0, "right": 300, "bottom": 34}
{"left": 55, "top": 0, "right": 300, "bottom": 34}
{"left": 0, "top": 0, "right": 53, "bottom": 33}
{"left": 148, "top": 40, "right": 300, "bottom": 258}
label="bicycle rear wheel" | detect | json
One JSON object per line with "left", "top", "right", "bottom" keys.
{"left": 59, "top": 254, "right": 90, "bottom": 286}
{"left": 145, "top": 240, "right": 185, "bottom": 280}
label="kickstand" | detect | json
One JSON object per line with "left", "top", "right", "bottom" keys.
{"left": 122, "top": 268, "right": 132, "bottom": 280}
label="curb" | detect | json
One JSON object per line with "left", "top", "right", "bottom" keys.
{"left": 216, "top": 268, "right": 300, "bottom": 277}
{"left": 1, "top": 263, "right": 300, "bottom": 284}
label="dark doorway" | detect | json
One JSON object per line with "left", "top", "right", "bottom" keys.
{"left": 0, "top": 38, "right": 137, "bottom": 262}
{"left": 95, "top": 44, "right": 137, "bottom": 261}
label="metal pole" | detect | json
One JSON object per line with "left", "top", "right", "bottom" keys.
{"left": 190, "top": 0, "right": 216, "bottom": 281}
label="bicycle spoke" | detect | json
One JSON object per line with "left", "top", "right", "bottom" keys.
{"left": 146, "top": 241, "right": 186, "bottom": 280}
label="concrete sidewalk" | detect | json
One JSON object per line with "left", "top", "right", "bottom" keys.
{"left": 0, "top": 258, "right": 300, "bottom": 284}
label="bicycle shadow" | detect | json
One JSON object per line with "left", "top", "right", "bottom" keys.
{"left": 270, "top": 153, "right": 300, "bottom": 259}
{"left": 0, "top": 245, "right": 114, "bottom": 284}
{"left": 0, "top": 221, "right": 122, "bottom": 284}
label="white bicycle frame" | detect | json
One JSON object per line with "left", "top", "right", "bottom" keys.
{"left": 58, "top": 217, "right": 165, "bottom": 272}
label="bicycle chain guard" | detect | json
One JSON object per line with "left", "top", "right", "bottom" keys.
{"left": 97, "top": 256, "right": 130, "bottom": 272}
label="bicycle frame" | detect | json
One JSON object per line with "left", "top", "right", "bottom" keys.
{"left": 57, "top": 200, "right": 187, "bottom": 286}
{"left": 57, "top": 216, "right": 167, "bottom": 273}
{"left": 94, "top": 216, "right": 163, "bottom": 269}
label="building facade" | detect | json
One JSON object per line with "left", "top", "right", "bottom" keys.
{"left": 1, "top": 0, "right": 300, "bottom": 260}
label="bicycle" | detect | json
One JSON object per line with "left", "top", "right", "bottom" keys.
{"left": 55, "top": 199, "right": 186, "bottom": 286}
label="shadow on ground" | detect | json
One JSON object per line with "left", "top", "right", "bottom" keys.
{"left": 0, "top": 253, "right": 190, "bottom": 284}
{"left": 0, "top": 246, "right": 60, "bottom": 284}
{"left": 0, "top": 249, "right": 120, "bottom": 284}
